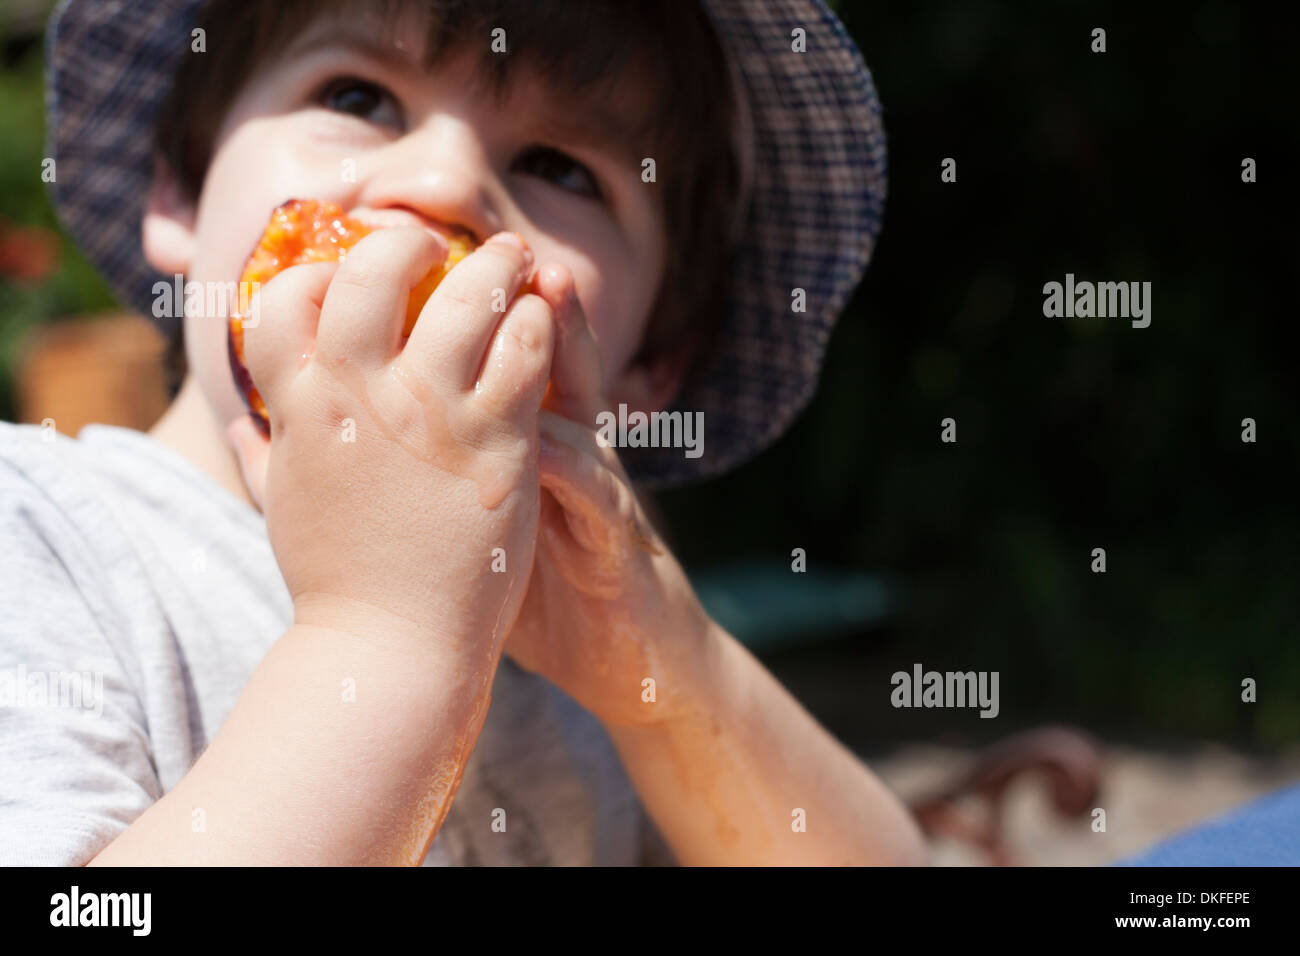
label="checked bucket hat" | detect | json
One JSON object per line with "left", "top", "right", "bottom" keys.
{"left": 44, "top": 0, "right": 886, "bottom": 487}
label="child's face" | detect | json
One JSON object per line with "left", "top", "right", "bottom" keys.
{"left": 147, "top": 7, "right": 669, "bottom": 429}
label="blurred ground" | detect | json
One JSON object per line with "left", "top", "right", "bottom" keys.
{"left": 874, "top": 742, "right": 1300, "bottom": 866}
{"left": 753, "top": 631, "right": 1299, "bottom": 865}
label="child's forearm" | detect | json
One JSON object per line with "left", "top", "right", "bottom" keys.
{"left": 607, "top": 621, "right": 927, "bottom": 866}
{"left": 87, "top": 614, "right": 497, "bottom": 866}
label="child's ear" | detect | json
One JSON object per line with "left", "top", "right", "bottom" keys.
{"left": 142, "top": 153, "right": 197, "bottom": 276}
{"left": 608, "top": 346, "right": 694, "bottom": 416}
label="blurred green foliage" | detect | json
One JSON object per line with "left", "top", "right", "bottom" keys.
{"left": 0, "top": 29, "right": 115, "bottom": 422}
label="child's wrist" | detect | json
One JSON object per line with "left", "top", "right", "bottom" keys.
{"left": 291, "top": 591, "right": 501, "bottom": 666}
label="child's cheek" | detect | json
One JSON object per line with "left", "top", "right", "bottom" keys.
{"left": 198, "top": 118, "right": 363, "bottom": 280}
{"left": 583, "top": 281, "right": 650, "bottom": 393}
{"left": 543, "top": 259, "right": 626, "bottom": 389}
{"left": 186, "top": 118, "right": 362, "bottom": 423}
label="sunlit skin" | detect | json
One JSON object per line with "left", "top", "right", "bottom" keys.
{"left": 94, "top": 5, "right": 928, "bottom": 866}
{"left": 226, "top": 199, "right": 476, "bottom": 430}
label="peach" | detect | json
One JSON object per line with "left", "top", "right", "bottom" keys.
{"left": 228, "top": 199, "right": 474, "bottom": 431}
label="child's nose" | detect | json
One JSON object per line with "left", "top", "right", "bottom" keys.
{"left": 355, "top": 129, "right": 503, "bottom": 245}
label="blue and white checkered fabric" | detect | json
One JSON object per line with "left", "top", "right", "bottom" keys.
{"left": 44, "top": 0, "right": 886, "bottom": 486}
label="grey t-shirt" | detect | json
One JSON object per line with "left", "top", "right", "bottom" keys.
{"left": 0, "top": 420, "right": 668, "bottom": 865}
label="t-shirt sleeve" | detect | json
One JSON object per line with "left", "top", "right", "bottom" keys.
{"left": 0, "top": 457, "right": 162, "bottom": 865}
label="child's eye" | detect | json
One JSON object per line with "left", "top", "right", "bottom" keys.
{"left": 317, "top": 77, "right": 404, "bottom": 130}
{"left": 512, "top": 146, "right": 603, "bottom": 201}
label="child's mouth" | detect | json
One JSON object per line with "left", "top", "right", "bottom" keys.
{"left": 347, "top": 207, "right": 473, "bottom": 248}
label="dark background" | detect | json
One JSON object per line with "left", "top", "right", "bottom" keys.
{"left": 655, "top": 0, "right": 1299, "bottom": 753}
{"left": 2, "top": 1, "right": 1296, "bottom": 756}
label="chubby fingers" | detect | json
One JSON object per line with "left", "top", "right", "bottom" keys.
{"left": 539, "top": 408, "right": 632, "bottom": 480}
{"left": 405, "top": 231, "right": 535, "bottom": 390}
{"left": 538, "top": 411, "right": 658, "bottom": 556}
{"left": 315, "top": 226, "right": 447, "bottom": 369}
{"left": 242, "top": 260, "right": 338, "bottom": 422}
{"left": 532, "top": 263, "right": 605, "bottom": 425}
{"left": 537, "top": 490, "right": 625, "bottom": 600}
{"left": 471, "top": 291, "right": 556, "bottom": 424}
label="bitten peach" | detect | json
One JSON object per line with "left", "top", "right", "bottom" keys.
{"left": 228, "top": 199, "right": 475, "bottom": 431}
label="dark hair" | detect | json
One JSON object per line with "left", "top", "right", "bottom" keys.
{"left": 155, "top": 0, "right": 738, "bottom": 395}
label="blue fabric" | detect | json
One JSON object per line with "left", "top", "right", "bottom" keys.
{"left": 1118, "top": 783, "right": 1300, "bottom": 866}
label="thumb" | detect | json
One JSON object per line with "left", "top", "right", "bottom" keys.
{"left": 226, "top": 415, "right": 271, "bottom": 512}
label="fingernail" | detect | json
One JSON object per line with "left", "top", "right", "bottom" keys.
{"left": 488, "top": 231, "right": 534, "bottom": 270}
{"left": 420, "top": 226, "right": 449, "bottom": 249}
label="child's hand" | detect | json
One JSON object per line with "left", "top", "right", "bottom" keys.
{"left": 503, "top": 266, "right": 713, "bottom": 727}
{"left": 229, "top": 227, "right": 551, "bottom": 650}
